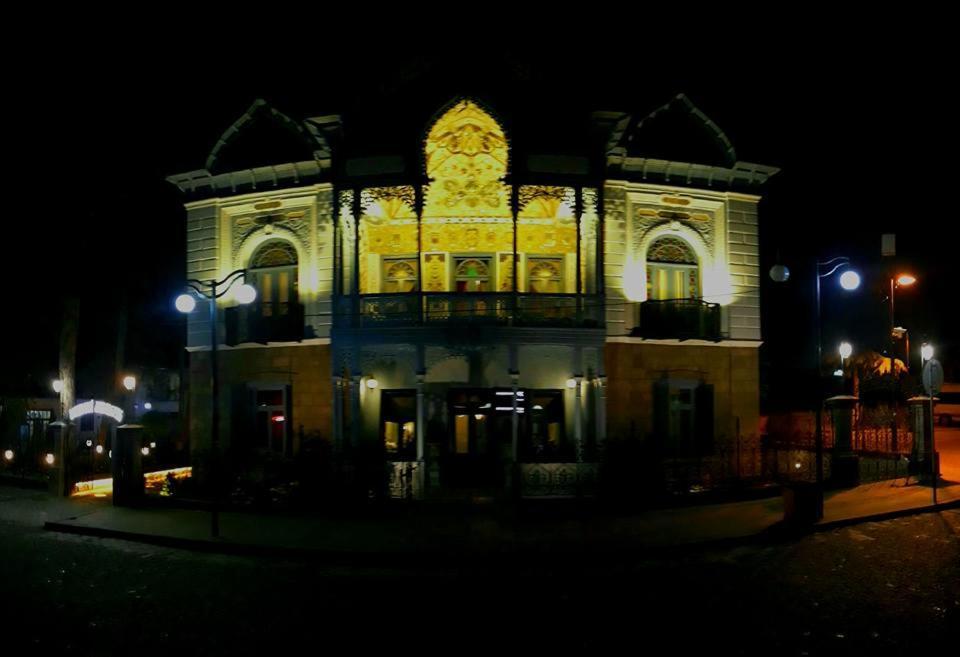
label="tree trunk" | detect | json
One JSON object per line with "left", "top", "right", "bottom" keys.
{"left": 58, "top": 297, "right": 80, "bottom": 419}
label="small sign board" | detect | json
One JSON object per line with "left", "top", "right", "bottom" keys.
{"left": 880, "top": 233, "right": 897, "bottom": 256}
{"left": 881, "top": 233, "right": 896, "bottom": 257}
{"left": 923, "top": 358, "right": 944, "bottom": 396}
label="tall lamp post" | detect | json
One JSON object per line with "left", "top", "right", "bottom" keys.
{"left": 771, "top": 256, "right": 860, "bottom": 519}
{"left": 887, "top": 273, "right": 915, "bottom": 452}
{"left": 176, "top": 270, "right": 256, "bottom": 538}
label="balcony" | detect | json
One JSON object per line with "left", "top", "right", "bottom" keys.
{"left": 334, "top": 293, "right": 604, "bottom": 330}
{"left": 633, "top": 299, "right": 721, "bottom": 341}
{"left": 225, "top": 302, "right": 305, "bottom": 345}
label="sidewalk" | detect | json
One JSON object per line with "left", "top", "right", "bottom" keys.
{"left": 34, "top": 474, "right": 960, "bottom": 562}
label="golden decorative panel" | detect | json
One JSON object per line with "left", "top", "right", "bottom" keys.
{"left": 424, "top": 100, "right": 509, "bottom": 218}
{"left": 363, "top": 222, "right": 419, "bottom": 256}
{"left": 422, "top": 221, "right": 514, "bottom": 253}
{"left": 423, "top": 254, "right": 447, "bottom": 291}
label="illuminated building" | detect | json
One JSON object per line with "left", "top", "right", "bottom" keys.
{"left": 168, "top": 93, "right": 778, "bottom": 498}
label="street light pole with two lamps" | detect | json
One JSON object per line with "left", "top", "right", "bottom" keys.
{"left": 771, "top": 256, "right": 860, "bottom": 519}
{"left": 176, "top": 269, "right": 257, "bottom": 538}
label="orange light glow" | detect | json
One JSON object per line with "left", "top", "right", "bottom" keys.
{"left": 896, "top": 274, "right": 916, "bottom": 286}
{"left": 70, "top": 467, "right": 193, "bottom": 498}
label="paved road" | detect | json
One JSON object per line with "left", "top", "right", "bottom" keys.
{"left": 1, "top": 485, "right": 957, "bottom": 655}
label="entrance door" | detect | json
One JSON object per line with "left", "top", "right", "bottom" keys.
{"left": 446, "top": 390, "right": 500, "bottom": 487}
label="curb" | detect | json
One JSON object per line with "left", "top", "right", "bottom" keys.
{"left": 43, "top": 498, "right": 960, "bottom": 565}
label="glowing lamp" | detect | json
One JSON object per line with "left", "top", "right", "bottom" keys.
{"left": 921, "top": 344, "right": 934, "bottom": 362}
{"left": 839, "top": 342, "right": 853, "bottom": 360}
{"left": 833, "top": 369, "right": 844, "bottom": 377}
{"left": 122, "top": 376, "right": 136, "bottom": 391}
{"left": 4, "top": 449, "right": 13, "bottom": 461}
{"left": 85, "top": 440, "right": 93, "bottom": 448}
{"left": 150, "top": 442, "right": 157, "bottom": 449}
{"left": 95, "top": 445, "right": 104, "bottom": 455}
{"left": 795, "top": 462, "right": 802, "bottom": 470}
{"left": 234, "top": 283, "right": 257, "bottom": 305}
{"left": 566, "top": 378, "right": 577, "bottom": 389}
{"left": 474, "top": 414, "right": 485, "bottom": 421}
{"left": 144, "top": 402, "right": 152, "bottom": 410}
{"left": 365, "top": 378, "right": 379, "bottom": 389}
{"left": 769, "top": 264, "right": 790, "bottom": 283}
{"left": 45, "top": 453, "right": 55, "bottom": 466}
{"left": 52, "top": 379, "right": 64, "bottom": 394}
{"left": 839, "top": 270, "right": 861, "bottom": 291}
{"left": 141, "top": 447, "right": 150, "bottom": 456}
{"left": 175, "top": 293, "right": 197, "bottom": 314}
{"left": 896, "top": 274, "right": 916, "bottom": 287}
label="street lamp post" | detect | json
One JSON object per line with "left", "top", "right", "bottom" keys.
{"left": 176, "top": 270, "right": 256, "bottom": 538}
{"left": 813, "top": 258, "right": 860, "bottom": 518}
{"left": 887, "top": 274, "right": 915, "bottom": 452}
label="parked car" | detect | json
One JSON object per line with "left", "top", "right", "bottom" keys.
{"left": 935, "top": 382, "right": 960, "bottom": 426}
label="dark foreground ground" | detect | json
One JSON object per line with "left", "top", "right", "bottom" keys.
{"left": 1, "top": 486, "right": 957, "bottom": 655}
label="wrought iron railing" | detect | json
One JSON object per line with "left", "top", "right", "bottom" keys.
{"left": 335, "top": 293, "right": 604, "bottom": 329}
{"left": 634, "top": 298, "right": 721, "bottom": 341}
{"left": 225, "top": 302, "right": 305, "bottom": 345}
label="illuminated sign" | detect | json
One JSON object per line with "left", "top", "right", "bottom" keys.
{"left": 67, "top": 400, "right": 124, "bottom": 424}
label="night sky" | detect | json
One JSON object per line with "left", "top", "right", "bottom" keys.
{"left": 4, "top": 33, "right": 956, "bottom": 403}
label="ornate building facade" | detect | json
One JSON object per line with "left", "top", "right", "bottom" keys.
{"left": 168, "top": 93, "right": 778, "bottom": 498}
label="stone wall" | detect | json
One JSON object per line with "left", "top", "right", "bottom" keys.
{"left": 187, "top": 344, "right": 333, "bottom": 456}
{"left": 604, "top": 340, "right": 760, "bottom": 445}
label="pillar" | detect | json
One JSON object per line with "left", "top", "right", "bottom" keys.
{"left": 46, "top": 420, "right": 71, "bottom": 497}
{"left": 349, "top": 375, "right": 361, "bottom": 452}
{"left": 826, "top": 395, "right": 858, "bottom": 486}
{"left": 113, "top": 424, "right": 144, "bottom": 507}
{"left": 908, "top": 396, "right": 937, "bottom": 481}
{"left": 332, "top": 374, "right": 343, "bottom": 453}
{"left": 595, "top": 374, "right": 607, "bottom": 452}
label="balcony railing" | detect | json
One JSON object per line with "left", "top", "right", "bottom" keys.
{"left": 633, "top": 298, "right": 722, "bottom": 341}
{"left": 335, "top": 293, "right": 604, "bottom": 329}
{"left": 225, "top": 302, "right": 305, "bottom": 345}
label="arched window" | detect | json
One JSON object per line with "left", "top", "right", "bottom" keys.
{"left": 454, "top": 257, "right": 491, "bottom": 292}
{"left": 249, "top": 240, "right": 298, "bottom": 316}
{"left": 646, "top": 237, "right": 699, "bottom": 300}
{"left": 527, "top": 257, "right": 563, "bottom": 294}
{"left": 382, "top": 258, "right": 418, "bottom": 293}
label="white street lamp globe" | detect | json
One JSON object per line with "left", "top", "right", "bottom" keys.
{"left": 52, "top": 379, "right": 64, "bottom": 394}
{"left": 122, "top": 375, "right": 136, "bottom": 391}
{"left": 175, "top": 293, "right": 197, "bottom": 314}
{"left": 769, "top": 264, "right": 790, "bottom": 283}
{"left": 234, "top": 283, "right": 257, "bottom": 305}
{"left": 921, "top": 344, "right": 934, "bottom": 362}
{"left": 839, "top": 270, "right": 861, "bottom": 291}
{"left": 839, "top": 342, "right": 853, "bottom": 360}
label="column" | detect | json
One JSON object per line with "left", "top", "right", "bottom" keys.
{"left": 826, "top": 395, "right": 858, "bottom": 486}
{"left": 331, "top": 374, "right": 343, "bottom": 453}
{"left": 510, "top": 182, "right": 519, "bottom": 320}
{"left": 908, "top": 396, "right": 936, "bottom": 482}
{"left": 575, "top": 186, "right": 583, "bottom": 315}
{"left": 573, "top": 347, "right": 584, "bottom": 463}
{"left": 509, "top": 344, "right": 519, "bottom": 464}
{"left": 414, "top": 182, "right": 424, "bottom": 320}
{"left": 351, "top": 188, "right": 361, "bottom": 297}
{"left": 349, "top": 374, "right": 361, "bottom": 452}
{"left": 416, "top": 344, "right": 426, "bottom": 462}
{"left": 574, "top": 375, "right": 584, "bottom": 462}
{"left": 595, "top": 374, "right": 607, "bottom": 453}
